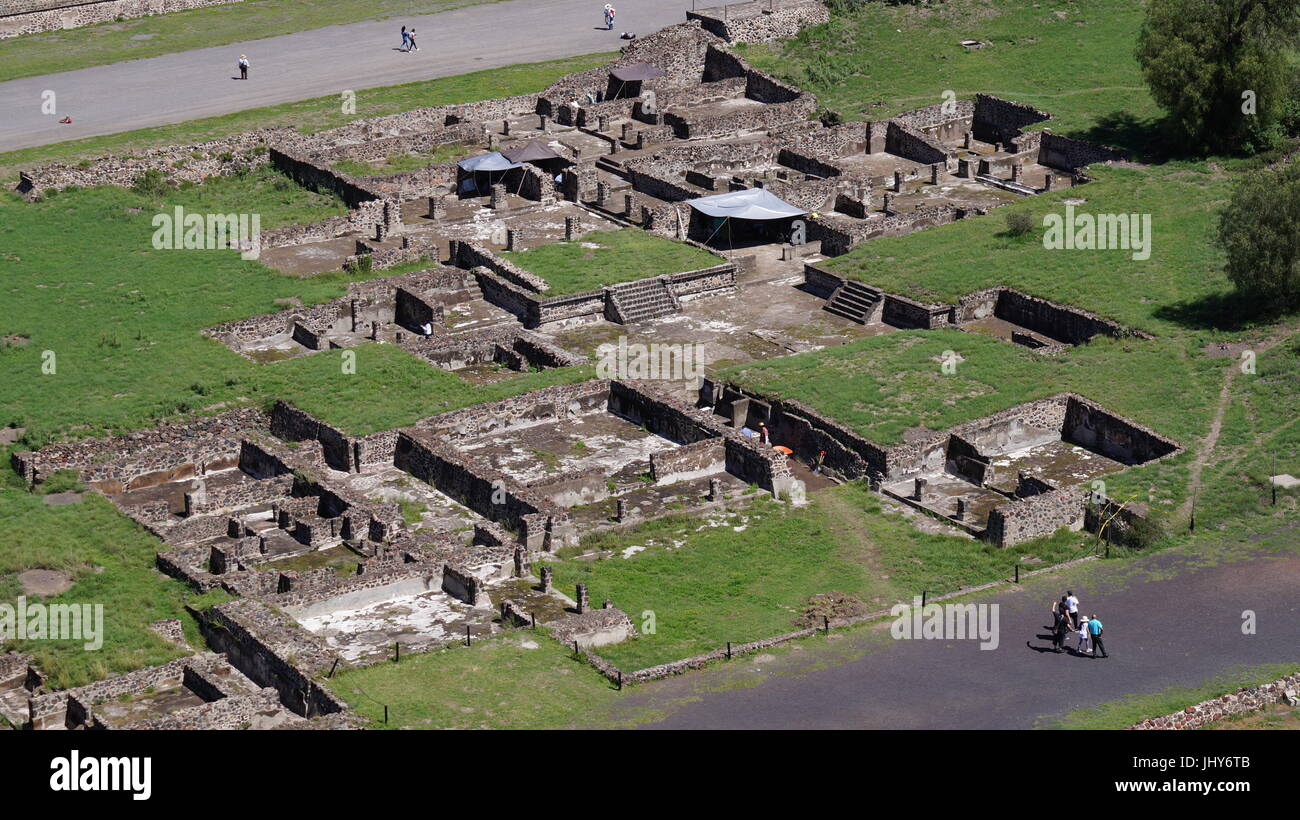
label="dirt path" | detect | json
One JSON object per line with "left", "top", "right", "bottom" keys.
{"left": 1179, "top": 326, "right": 1298, "bottom": 521}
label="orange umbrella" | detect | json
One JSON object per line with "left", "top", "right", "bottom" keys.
{"left": 773, "top": 446, "right": 793, "bottom": 455}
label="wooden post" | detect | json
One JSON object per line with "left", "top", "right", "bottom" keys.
{"left": 383, "top": 705, "right": 388, "bottom": 724}
{"left": 328, "top": 658, "right": 339, "bottom": 678}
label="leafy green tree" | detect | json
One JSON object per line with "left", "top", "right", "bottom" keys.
{"left": 1136, "top": 0, "right": 1300, "bottom": 154}
{"left": 1217, "top": 161, "right": 1300, "bottom": 311}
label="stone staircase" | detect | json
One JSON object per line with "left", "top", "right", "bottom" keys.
{"left": 607, "top": 277, "right": 681, "bottom": 324}
{"left": 823, "top": 280, "right": 881, "bottom": 324}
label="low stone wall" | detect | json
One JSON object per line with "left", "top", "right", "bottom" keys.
{"left": 1131, "top": 673, "right": 1300, "bottom": 729}
{"left": 686, "top": 0, "right": 828, "bottom": 44}
{"left": 955, "top": 287, "right": 1148, "bottom": 345}
{"left": 1038, "top": 131, "right": 1126, "bottom": 171}
{"left": 529, "top": 467, "right": 610, "bottom": 508}
{"left": 17, "top": 130, "right": 278, "bottom": 197}
{"left": 198, "top": 598, "right": 347, "bottom": 718}
{"left": 1063, "top": 394, "right": 1181, "bottom": 466}
{"left": 649, "top": 438, "right": 726, "bottom": 484}
{"left": 12, "top": 407, "right": 267, "bottom": 491}
{"left": 972, "top": 93, "right": 1052, "bottom": 146}
{"left": 984, "top": 487, "right": 1086, "bottom": 547}
{"left": 1, "top": 0, "right": 243, "bottom": 39}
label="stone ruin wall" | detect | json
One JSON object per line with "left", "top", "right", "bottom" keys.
{"left": 197, "top": 598, "right": 347, "bottom": 717}
{"left": 11, "top": 406, "right": 268, "bottom": 491}
{"left": 1131, "top": 672, "right": 1300, "bottom": 730}
{"left": 686, "top": 0, "right": 829, "bottom": 44}
{"left": 0, "top": 0, "right": 243, "bottom": 39}
{"left": 984, "top": 487, "right": 1087, "bottom": 547}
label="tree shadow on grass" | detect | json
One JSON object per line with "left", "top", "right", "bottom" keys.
{"left": 1151, "top": 289, "right": 1279, "bottom": 333}
{"left": 1067, "top": 111, "right": 1194, "bottom": 165}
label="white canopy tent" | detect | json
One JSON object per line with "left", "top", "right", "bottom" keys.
{"left": 686, "top": 188, "right": 807, "bottom": 220}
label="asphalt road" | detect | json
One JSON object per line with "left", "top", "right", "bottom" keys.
{"left": 614, "top": 525, "right": 1300, "bottom": 729}
{"left": 0, "top": 0, "right": 693, "bottom": 152}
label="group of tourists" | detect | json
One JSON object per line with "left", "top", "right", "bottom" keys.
{"left": 1049, "top": 590, "right": 1108, "bottom": 658}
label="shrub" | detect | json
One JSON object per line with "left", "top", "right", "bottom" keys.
{"left": 1005, "top": 210, "right": 1034, "bottom": 236}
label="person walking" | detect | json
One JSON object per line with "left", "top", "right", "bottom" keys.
{"left": 407, "top": 28, "right": 419, "bottom": 51}
{"left": 1065, "top": 590, "right": 1080, "bottom": 629}
{"left": 237, "top": 54, "right": 249, "bottom": 80}
{"left": 604, "top": 4, "right": 616, "bottom": 30}
{"left": 758, "top": 422, "right": 769, "bottom": 445}
{"left": 1075, "top": 615, "right": 1091, "bottom": 655}
{"left": 1087, "top": 615, "right": 1107, "bottom": 658}
{"left": 401, "top": 26, "right": 410, "bottom": 51}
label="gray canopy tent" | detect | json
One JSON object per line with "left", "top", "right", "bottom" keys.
{"left": 686, "top": 188, "right": 807, "bottom": 250}
{"left": 456, "top": 151, "right": 523, "bottom": 196}
{"left": 606, "top": 61, "right": 666, "bottom": 100}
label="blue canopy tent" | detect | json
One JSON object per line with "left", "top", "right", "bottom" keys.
{"left": 685, "top": 188, "right": 807, "bottom": 250}
{"left": 456, "top": 151, "right": 523, "bottom": 195}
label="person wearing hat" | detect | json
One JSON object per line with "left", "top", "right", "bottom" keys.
{"left": 1075, "top": 615, "right": 1091, "bottom": 655}
{"left": 237, "top": 54, "right": 249, "bottom": 80}
{"left": 604, "top": 4, "right": 616, "bottom": 30}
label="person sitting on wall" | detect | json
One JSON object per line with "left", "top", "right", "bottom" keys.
{"left": 420, "top": 322, "right": 433, "bottom": 337}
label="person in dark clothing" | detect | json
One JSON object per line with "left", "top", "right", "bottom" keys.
{"left": 1088, "top": 615, "right": 1108, "bottom": 658}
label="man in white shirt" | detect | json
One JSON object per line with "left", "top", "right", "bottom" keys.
{"left": 1065, "top": 590, "right": 1080, "bottom": 629}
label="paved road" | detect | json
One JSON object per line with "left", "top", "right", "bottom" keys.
{"left": 0, "top": 0, "right": 693, "bottom": 152}
{"left": 611, "top": 526, "right": 1300, "bottom": 729}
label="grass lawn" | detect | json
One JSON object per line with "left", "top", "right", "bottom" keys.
{"left": 500, "top": 228, "right": 723, "bottom": 295}
{"left": 0, "top": 464, "right": 230, "bottom": 689}
{"left": 0, "top": 0, "right": 501, "bottom": 82}
{"left": 739, "top": 0, "right": 1160, "bottom": 154}
{"left": 540, "top": 485, "right": 1094, "bottom": 671}
{"left": 328, "top": 630, "right": 623, "bottom": 729}
{"left": 331, "top": 142, "right": 475, "bottom": 177}
{"left": 0, "top": 169, "right": 592, "bottom": 444}
{"left": 1044, "top": 662, "right": 1300, "bottom": 729}
{"left": 0, "top": 53, "right": 614, "bottom": 182}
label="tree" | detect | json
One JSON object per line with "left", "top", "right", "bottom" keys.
{"left": 1217, "top": 161, "right": 1300, "bottom": 311}
{"left": 1136, "top": 0, "right": 1300, "bottom": 154}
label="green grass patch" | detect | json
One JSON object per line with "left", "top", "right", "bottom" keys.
{"left": 500, "top": 228, "right": 723, "bottom": 295}
{"left": 328, "top": 631, "right": 622, "bottom": 729}
{"left": 0, "top": 172, "right": 595, "bottom": 444}
{"left": 0, "top": 465, "right": 230, "bottom": 689}
{"left": 1044, "top": 662, "right": 1300, "bottom": 729}
{"left": 331, "top": 142, "right": 475, "bottom": 177}
{"left": 744, "top": 0, "right": 1160, "bottom": 151}
{"left": 542, "top": 484, "right": 1093, "bottom": 670}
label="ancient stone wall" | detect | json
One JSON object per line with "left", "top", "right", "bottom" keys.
{"left": 686, "top": 0, "right": 829, "bottom": 44}
{"left": 650, "top": 438, "right": 727, "bottom": 484}
{"left": 1062, "top": 395, "right": 1181, "bottom": 465}
{"left": 972, "top": 93, "right": 1052, "bottom": 146}
{"left": 1038, "top": 132, "right": 1126, "bottom": 171}
{"left": 13, "top": 407, "right": 267, "bottom": 491}
{"left": 984, "top": 487, "right": 1086, "bottom": 547}
{"left": 1131, "top": 673, "right": 1300, "bottom": 730}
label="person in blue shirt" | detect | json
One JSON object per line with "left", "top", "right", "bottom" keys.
{"left": 1087, "top": 615, "right": 1107, "bottom": 658}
